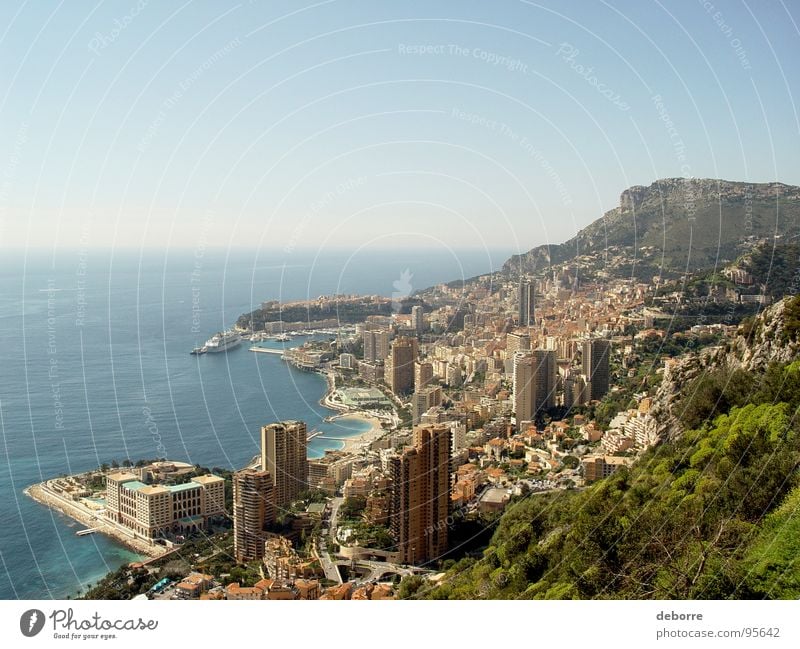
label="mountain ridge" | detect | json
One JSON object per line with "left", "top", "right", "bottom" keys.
{"left": 503, "top": 178, "right": 800, "bottom": 281}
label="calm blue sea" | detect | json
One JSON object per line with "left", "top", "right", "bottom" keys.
{"left": 0, "top": 246, "right": 510, "bottom": 599}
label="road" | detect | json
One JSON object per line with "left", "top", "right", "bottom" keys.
{"left": 316, "top": 497, "right": 344, "bottom": 584}
{"left": 355, "top": 560, "right": 426, "bottom": 583}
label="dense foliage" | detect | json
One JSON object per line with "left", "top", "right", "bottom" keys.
{"left": 419, "top": 361, "right": 800, "bottom": 599}
{"left": 747, "top": 243, "right": 800, "bottom": 298}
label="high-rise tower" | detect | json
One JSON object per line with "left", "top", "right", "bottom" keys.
{"left": 233, "top": 469, "right": 275, "bottom": 562}
{"left": 260, "top": 420, "right": 308, "bottom": 508}
{"left": 389, "top": 425, "right": 451, "bottom": 565}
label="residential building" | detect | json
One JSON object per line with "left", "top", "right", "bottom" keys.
{"left": 414, "top": 361, "right": 434, "bottom": 389}
{"left": 518, "top": 281, "right": 534, "bottom": 326}
{"left": 582, "top": 339, "right": 611, "bottom": 401}
{"left": 411, "top": 305, "right": 424, "bottom": 332}
{"left": 385, "top": 336, "right": 418, "bottom": 396}
{"left": 261, "top": 420, "right": 308, "bottom": 508}
{"left": 513, "top": 349, "right": 556, "bottom": 423}
{"left": 583, "top": 455, "right": 629, "bottom": 482}
{"left": 389, "top": 425, "right": 451, "bottom": 564}
{"left": 363, "top": 328, "right": 390, "bottom": 363}
{"left": 411, "top": 385, "right": 443, "bottom": 425}
{"left": 233, "top": 469, "right": 275, "bottom": 562}
{"left": 506, "top": 332, "right": 530, "bottom": 355}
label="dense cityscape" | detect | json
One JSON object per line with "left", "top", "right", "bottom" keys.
{"left": 28, "top": 177, "right": 800, "bottom": 601}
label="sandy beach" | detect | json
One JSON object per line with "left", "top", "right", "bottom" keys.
{"left": 25, "top": 483, "right": 166, "bottom": 559}
{"left": 328, "top": 413, "right": 387, "bottom": 454}
{"left": 318, "top": 369, "right": 393, "bottom": 454}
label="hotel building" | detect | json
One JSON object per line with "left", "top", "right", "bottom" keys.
{"left": 105, "top": 471, "right": 225, "bottom": 540}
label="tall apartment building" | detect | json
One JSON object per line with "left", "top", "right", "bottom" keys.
{"left": 582, "top": 339, "right": 611, "bottom": 401}
{"left": 518, "top": 281, "right": 534, "bottom": 327}
{"left": 363, "top": 328, "right": 390, "bottom": 363}
{"left": 507, "top": 331, "right": 531, "bottom": 356}
{"left": 513, "top": 350, "right": 556, "bottom": 423}
{"left": 411, "top": 305, "right": 424, "bottom": 332}
{"left": 532, "top": 349, "right": 556, "bottom": 411}
{"left": 414, "top": 361, "right": 433, "bottom": 390}
{"left": 513, "top": 352, "right": 535, "bottom": 423}
{"left": 105, "top": 471, "right": 225, "bottom": 540}
{"left": 233, "top": 469, "right": 275, "bottom": 562}
{"left": 385, "top": 336, "right": 418, "bottom": 396}
{"left": 389, "top": 425, "right": 451, "bottom": 565}
{"left": 261, "top": 420, "right": 308, "bottom": 508}
{"left": 564, "top": 370, "right": 588, "bottom": 408}
{"left": 411, "top": 385, "right": 443, "bottom": 425}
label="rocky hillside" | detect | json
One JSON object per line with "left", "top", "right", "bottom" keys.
{"left": 644, "top": 296, "right": 800, "bottom": 443}
{"left": 504, "top": 178, "right": 800, "bottom": 279}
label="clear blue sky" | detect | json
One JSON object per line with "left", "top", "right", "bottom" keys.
{"left": 0, "top": 0, "right": 798, "bottom": 254}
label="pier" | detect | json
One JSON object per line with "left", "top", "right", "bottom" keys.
{"left": 249, "top": 346, "right": 285, "bottom": 355}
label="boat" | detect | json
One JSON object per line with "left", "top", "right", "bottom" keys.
{"left": 190, "top": 346, "right": 206, "bottom": 355}
{"left": 274, "top": 333, "right": 290, "bottom": 342}
{"left": 204, "top": 330, "right": 242, "bottom": 353}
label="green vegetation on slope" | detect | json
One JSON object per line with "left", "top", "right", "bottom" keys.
{"left": 743, "top": 486, "right": 800, "bottom": 599}
{"left": 419, "top": 361, "right": 800, "bottom": 600}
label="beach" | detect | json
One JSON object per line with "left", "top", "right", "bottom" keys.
{"left": 328, "top": 413, "right": 388, "bottom": 454}
{"left": 318, "top": 370, "right": 393, "bottom": 453}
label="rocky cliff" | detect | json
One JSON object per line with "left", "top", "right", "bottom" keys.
{"left": 504, "top": 178, "right": 800, "bottom": 280}
{"left": 644, "top": 295, "right": 800, "bottom": 443}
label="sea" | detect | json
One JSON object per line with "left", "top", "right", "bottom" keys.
{"left": 0, "top": 246, "right": 511, "bottom": 599}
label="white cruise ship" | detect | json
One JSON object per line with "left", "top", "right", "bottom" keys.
{"left": 203, "top": 329, "right": 242, "bottom": 353}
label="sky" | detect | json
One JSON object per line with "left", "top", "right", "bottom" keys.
{"left": 0, "top": 0, "right": 798, "bottom": 256}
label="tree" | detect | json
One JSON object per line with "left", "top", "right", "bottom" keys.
{"left": 562, "top": 455, "right": 579, "bottom": 469}
{"left": 397, "top": 575, "right": 425, "bottom": 599}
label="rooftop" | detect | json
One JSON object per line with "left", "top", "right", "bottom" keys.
{"left": 107, "top": 471, "right": 138, "bottom": 482}
{"left": 138, "top": 485, "right": 168, "bottom": 496}
{"left": 121, "top": 480, "right": 148, "bottom": 492}
{"left": 167, "top": 481, "right": 202, "bottom": 493}
{"left": 191, "top": 474, "right": 224, "bottom": 485}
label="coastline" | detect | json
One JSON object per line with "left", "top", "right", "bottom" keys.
{"left": 25, "top": 483, "right": 163, "bottom": 560}
{"left": 21, "top": 364, "right": 395, "bottom": 597}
